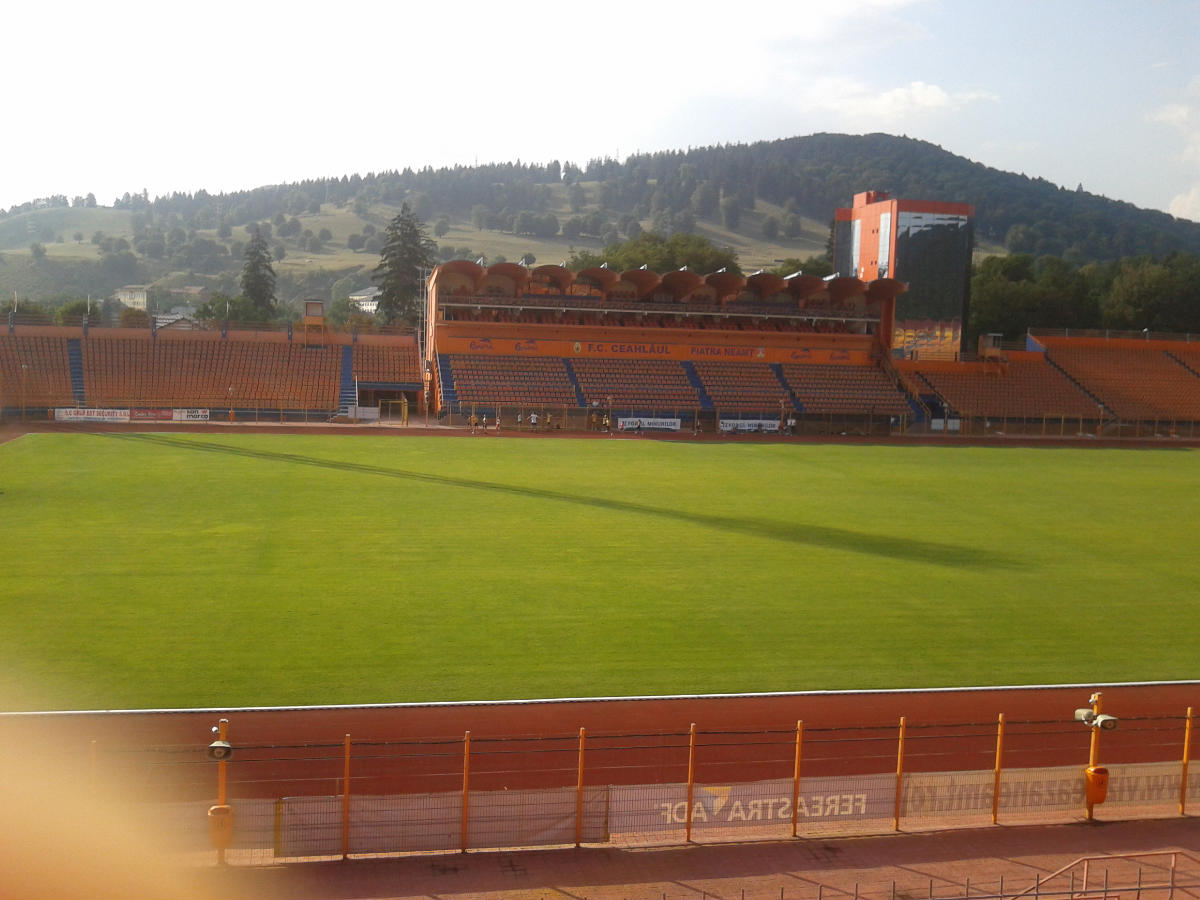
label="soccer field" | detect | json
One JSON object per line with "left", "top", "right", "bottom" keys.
{"left": 2, "top": 431, "right": 1198, "bottom": 711}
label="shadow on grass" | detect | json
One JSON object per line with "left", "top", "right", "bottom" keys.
{"left": 103, "top": 432, "right": 1016, "bottom": 570}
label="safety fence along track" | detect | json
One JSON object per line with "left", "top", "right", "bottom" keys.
{"left": 34, "top": 700, "right": 1199, "bottom": 867}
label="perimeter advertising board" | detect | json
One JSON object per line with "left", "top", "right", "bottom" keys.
{"left": 54, "top": 408, "right": 130, "bottom": 423}
{"left": 53, "top": 408, "right": 210, "bottom": 422}
{"left": 616, "top": 417, "right": 680, "bottom": 431}
{"left": 221, "top": 762, "right": 1200, "bottom": 859}
{"left": 719, "top": 419, "right": 781, "bottom": 433}
{"left": 131, "top": 408, "right": 174, "bottom": 421}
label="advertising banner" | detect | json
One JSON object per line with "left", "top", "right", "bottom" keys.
{"left": 257, "top": 763, "right": 1199, "bottom": 859}
{"left": 610, "top": 774, "right": 896, "bottom": 838}
{"left": 172, "top": 408, "right": 210, "bottom": 421}
{"left": 719, "top": 419, "right": 780, "bottom": 433}
{"left": 616, "top": 417, "right": 680, "bottom": 431}
{"left": 131, "top": 408, "right": 174, "bottom": 421}
{"left": 54, "top": 408, "right": 130, "bottom": 423}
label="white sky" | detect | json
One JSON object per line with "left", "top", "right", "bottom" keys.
{"left": 4, "top": 0, "right": 1199, "bottom": 221}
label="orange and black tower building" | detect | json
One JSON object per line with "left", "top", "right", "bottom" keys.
{"left": 834, "top": 191, "right": 974, "bottom": 342}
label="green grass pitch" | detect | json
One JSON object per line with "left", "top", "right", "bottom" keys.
{"left": 1, "top": 431, "right": 1198, "bottom": 711}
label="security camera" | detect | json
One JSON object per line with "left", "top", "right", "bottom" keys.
{"left": 1094, "top": 714, "right": 1119, "bottom": 731}
{"left": 1074, "top": 708, "right": 1097, "bottom": 724}
{"left": 207, "top": 740, "right": 233, "bottom": 761}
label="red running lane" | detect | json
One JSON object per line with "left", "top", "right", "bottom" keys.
{"left": 2, "top": 683, "right": 1196, "bottom": 801}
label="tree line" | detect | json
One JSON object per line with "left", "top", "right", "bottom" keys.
{"left": 8, "top": 133, "right": 1197, "bottom": 268}
{"left": 970, "top": 251, "right": 1200, "bottom": 338}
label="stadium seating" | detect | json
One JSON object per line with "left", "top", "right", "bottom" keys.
{"left": 352, "top": 343, "right": 421, "bottom": 384}
{"left": 80, "top": 334, "right": 341, "bottom": 410}
{"left": 0, "top": 334, "right": 75, "bottom": 408}
{"left": 779, "top": 364, "right": 911, "bottom": 416}
{"left": 571, "top": 358, "right": 700, "bottom": 410}
{"left": 8, "top": 318, "right": 1199, "bottom": 434}
{"left": 1046, "top": 344, "right": 1200, "bottom": 421}
{"left": 691, "top": 361, "right": 793, "bottom": 411}
{"left": 910, "top": 357, "right": 1099, "bottom": 419}
{"left": 445, "top": 354, "right": 577, "bottom": 406}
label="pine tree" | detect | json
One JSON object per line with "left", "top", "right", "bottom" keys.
{"left": 373, "top": 203, "right": 435, "bottom": 324}
{"left": 240, "top": 228, "right": 276, "bottom": 316}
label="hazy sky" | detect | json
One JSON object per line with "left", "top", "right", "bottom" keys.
{"left": 5, "top": 0, "right": 1199, "bottom": 221}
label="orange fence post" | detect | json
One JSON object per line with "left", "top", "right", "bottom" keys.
{"left": 461, "top": 730, "right": 471, "bottom": 853}
{"left": 685, "top": 722, "right": 697, "bottom": 843}
{"left": 992, "top": 713, "right": 1005, "bottom": 825}
{"left": 1086, "top": 693, "right": 1102, "bottom": 821}
{"left": 575, "top": 727, "right": 586, "bottom": 847}
{"left": 1182, "top": 707, "right": 1194, "bottom": 816}
{"left": 341, "top": 733, "right": 351, "bottom": 860}
{"left": 894, "top": 716, "right": 906, "bottom": 832}
{"left": 217, "top": 718, "right": 229, "bottom": 809}
{"left": 214, "top": 718, "right": 230, "bottom": 866}
{"left": 791, "top": 720, "right": 804, "bottom": 838}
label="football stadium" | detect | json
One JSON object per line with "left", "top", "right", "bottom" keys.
{"left": 2, "top": 236, "right": 1199, "bottom": 896}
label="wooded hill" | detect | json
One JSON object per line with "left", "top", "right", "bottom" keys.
{"left": 2, "top": 132, "right": 1198, "bottom": 313}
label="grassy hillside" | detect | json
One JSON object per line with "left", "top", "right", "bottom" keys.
{"left": 0, "top": 188, "right": 832, "bottom": 266}
{"left": 2, "top": 130, "right": 1173, "bottom": 308}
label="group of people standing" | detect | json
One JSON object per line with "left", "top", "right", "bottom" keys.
{"left": 467, "top": 411, "right": 561, "bottom": 433}
{"left": 467, "top": 413, "right": 501, "bottom": 434}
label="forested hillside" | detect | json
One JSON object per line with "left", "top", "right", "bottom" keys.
{"left": 3, "top": 132, "right": 1199, "bottom": 335}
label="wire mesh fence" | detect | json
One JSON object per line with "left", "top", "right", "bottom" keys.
{"left": 74, "top": 709, "right": 1199, "bottom": 866}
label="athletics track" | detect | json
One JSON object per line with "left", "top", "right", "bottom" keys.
{"left": 2, "top": 682, "right": 1197, "bottom": 802}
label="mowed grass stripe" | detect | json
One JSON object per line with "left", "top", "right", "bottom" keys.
{"left": 1, "top": 433, "right": 1197, "bottom": 710}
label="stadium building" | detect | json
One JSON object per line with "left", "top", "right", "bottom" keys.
{"left": 834, "top": 190, "right": 974, "bottom": 350}
{"left": 424, "top": 259, "right": 913, "bottom": 433}
{"left": 3, "top": 190, "right": 1200, "bottom": 438}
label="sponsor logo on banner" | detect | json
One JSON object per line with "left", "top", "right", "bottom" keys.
{"left": 584, "top": 341, "right": 670, "bottom": 356}
{"left": 172, "top": 408, "right": 210, "bottom": 422}
{"left": 719, "top": 419, "right": 780, "bottom": 433}
{"left": 660, "top": 786, "right": 871, "bottom": 825}
{"left": 514, "top": 339, "right": 538, "bottom": 352}
{"left": 902, "top": 763, "right": 1193, "bottom": 817}
{"left": 616, "top": 417, "right": 680, "bottom": 431}
{"left": 688, "top": 345, "right": 762, "bottom": 359}
{"left": 131, "top": 408, "right": 174, "bottom": 421}
{"left": 468, "top": 338, "right": 493, "bottom": 351}
{"left": 54, "top": 408, "right": 130, "bottom": 423}
{"left": 609, "top": 775, "right": 894, "bottom": 835}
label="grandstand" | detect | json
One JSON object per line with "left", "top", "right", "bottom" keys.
{"left": 80, "top": 333, "right": 342, "bottom": 410}
{"left": 898, "top": 353, "right": 1101, "bottom": 423}
{"left": 690, "top": 360, "right": 790, "bottom": 413}
{"left": 445, "top": 354, "right": 577, "bottom": 409}
{"left": 1039, "top": 336, "right": 1200, "bottom": 424}
{"left": 4, "top": 262, "right": 1200, "bottom": 439}
{"left": 571, "top": 357, "right": 701, "bottom": 413}
{"left": 782, "top": 362, "right": 914, "bottom": 417}
{"left": 424, "top": 260, "right": 919, "bottom": 432}
{"left": 0, "top": 324, "right": 422, "bottom": 421}
{"left": 0, "top": 333, "right": 75, "bottom": 410}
